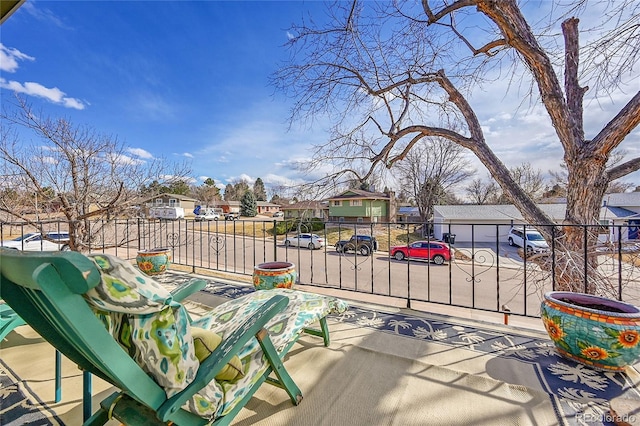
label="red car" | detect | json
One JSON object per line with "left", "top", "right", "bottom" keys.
{"left": 389, "top": 241, "right": 454, "bottom": 265}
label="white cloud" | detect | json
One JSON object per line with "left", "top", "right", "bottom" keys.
{"left": 127, "top": 148, "right": 154, "bottom": 159}
{"left": 176, "top": 152, "right": 194, "bottom": 158}
{"left": 0, "top": 78, "right": 85, "bottom": 110}
{"left": 112, "top": 154, "right": 144, "bottom": 166}
{"left": 0, "top": 44, "right": 34, "bottom": 72}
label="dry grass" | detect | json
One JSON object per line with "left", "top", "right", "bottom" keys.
{"left": 322, "top": 226, "right": 424, "bottom": 252}
{"left": 620, "top": 253, "right": 640, "bottom": 267}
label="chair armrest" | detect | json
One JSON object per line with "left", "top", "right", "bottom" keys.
{"left": 170, "top": 279, "right": 207, "bottom": 303}
{"left": 157, "top": 294, "right": 290, "bottom": 422}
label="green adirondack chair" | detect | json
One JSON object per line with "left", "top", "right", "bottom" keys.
{"left": 0, "top": 301, "right": 26, "bottom": 341}
{"left": 1, "top": 259, "right": 207, "bottom": 421}
{"left": 0, "top": 249, "right": 313, "bottom": 425}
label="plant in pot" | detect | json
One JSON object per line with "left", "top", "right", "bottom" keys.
{"left": 136, "top": 247, "right": 172, "bottom": 276}
{"left": 253, "top": 261, "right": 297, "bottom": 290}
{"left": 531, "top": 235, "right": 640, "bottom": 371}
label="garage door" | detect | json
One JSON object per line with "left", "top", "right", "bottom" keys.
{"left": 434, "top": 223, "right": 512, "bottom": 243}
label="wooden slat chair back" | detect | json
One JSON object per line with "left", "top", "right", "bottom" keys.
{"left": 0, "top": 249, "right": 299, "bottom": 425}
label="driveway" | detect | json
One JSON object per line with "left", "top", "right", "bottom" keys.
{"left": 449, "top": 242, "right": 524, "bottom": 269}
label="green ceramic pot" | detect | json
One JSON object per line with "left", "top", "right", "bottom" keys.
{"left": 136, "top": 248, "right": 172, "bottom": 276}
{"left": 541, "top": 291, "right": 640, "bottom": 371}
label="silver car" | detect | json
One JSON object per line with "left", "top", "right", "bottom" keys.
{"left": 1, "top": 232, "right": 71, "bottom": 251}
{"left": 283, "top": 233, "right": 324, "bottom": 250}
{"left": 507, "top": 227, "right": 549, "bottom": 253}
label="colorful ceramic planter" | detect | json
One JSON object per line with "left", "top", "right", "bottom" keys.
{"left": 541, "top": 291, "right": 640, "bottom": 371}
{"left": 136, "top": 248, "right": 172, "bottom": 276}
{"left": 253, "top": 261, "right": 296, "bottom": 290}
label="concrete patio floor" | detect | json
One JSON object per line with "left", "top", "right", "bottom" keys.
{"left": 2, "top": 270, "right": 640, "bottom": 425}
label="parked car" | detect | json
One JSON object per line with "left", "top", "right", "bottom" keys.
{"left": 195, "top": 209, "right": 221, "bottom": 221}
{"left": 1, "top": 232, "right": 71, "bottom": 251}
{"left": 389, "top": 241, "right": 453, "bottom": 265}
{"left": 225, "top": 212, "right": 240, "bottom": 221}
{"left": 283, "top": 233, "right": 324, "bottom": 250}
{"left": 507, "top": 227, "right": 549, "bottom": 253}
{"left": 335, "top": 235, "right": 378, "bottom": 256}
{"left": 273, "top": 211, "right": 284, "bottom": 217}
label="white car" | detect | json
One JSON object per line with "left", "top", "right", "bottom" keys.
{"left": 195, "top": 211, "right": 221, "bottom": 221}
{"left": 283, "top": 233, "right": 324, "bottom": 250}
{"left": 1, "top": 232, "right": 71, "bottom": 251}
{"left": 507, "top": 227, "right": 549, "bottom": 253}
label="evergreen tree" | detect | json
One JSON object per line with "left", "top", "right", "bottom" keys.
{"left": 167, "top": 179, "right": 190, "bottom": 195}
{"left": 253, "top": 177, "right": 267, "bottom": 201}
{"left": 241, "top": 191, "right": 257, "bottom": 217}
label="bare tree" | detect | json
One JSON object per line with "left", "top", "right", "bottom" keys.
{"left": 465, "top": 176, "right": 501, "bottom": 205}
{"left": 191, "top": 178, "right": 221, "bottom": 206}
{"left": 0, "top": 96, "right": 190, "bottom": 251}
{"left": 509, "top": 163, "right": 545, "bottom": 201}
{"left": 550, "top": 150, "right": 635, "bottom": 195}
{"left": 394, "top": 137, "right": 473, "bottom": 221}
{"left": 275, "top": 0, "right": 640, "bottom": 294}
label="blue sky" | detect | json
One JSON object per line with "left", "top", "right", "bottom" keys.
{"left": 1, "top": 0, "right": 331, "bottom": 192}
{"left": 2, "top": 1, "right": 639, "bottom": 196}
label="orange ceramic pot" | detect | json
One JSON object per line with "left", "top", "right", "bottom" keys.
{"left": 253, "top": 261, "right": 296, "bottom": 290}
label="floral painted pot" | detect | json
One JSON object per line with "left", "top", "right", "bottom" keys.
{"left": 541, "top": 291, "right": 640, "bottom": 371}
{"left": 136, "top": 248, "right": 172, "bottom": 276}
{"left": 253, "top": 261, "right": 297, "bottom": 290}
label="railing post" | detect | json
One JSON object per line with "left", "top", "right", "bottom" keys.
{"left": 273, "top": 220, "right": 278, "bottom": 262}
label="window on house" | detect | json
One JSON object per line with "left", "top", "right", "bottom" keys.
{"left": 357, "top": 217, "right": 363, "bottom": 223}
{"left": 169, "top": 199, "right": 177, "bottom": 206}
{"left": 155, "top": 199, "right": 163, "bottom": 205}
{"left": 350, "top": 200, "right": 362, "bottom": 206}
{"left": 333, "top": 200, "right": 341, "bottom": 206}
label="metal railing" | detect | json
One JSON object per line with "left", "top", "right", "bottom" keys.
{"left": 2, "top": 218, "right": 639, "bottom": 319}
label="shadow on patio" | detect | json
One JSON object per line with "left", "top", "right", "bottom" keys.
{"left": 2, "top": 270, "right": 640, "bottom": 425}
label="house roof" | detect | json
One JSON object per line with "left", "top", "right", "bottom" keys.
{"left": 327, "top": 189, "right": 390, "bottom": 201}
{"left": 603, "top": 192, "right": 640, "bottom": 208}
{"left": 434, "top": 203, "right": 637, "bottom": 222}
{"left": 433, "top": 204, "right": 567, "bottom": 222}
{"left": 601, "top": 206, "right": 638, "bottom": 219}
{"left": 281, "top": 201, "right": 328, "bottom": 210}
{"left": 398, "top": 206, "right": 420, "bottom": 214}
{"left": 150, "top": 193, "right": 199, "bottom": 202}
{"left": 1, "top": 0, "right": 24, "bottom": 24}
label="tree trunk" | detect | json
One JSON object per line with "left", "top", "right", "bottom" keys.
{"left": 553, "top": 154, "right": 609, "bottom": 294}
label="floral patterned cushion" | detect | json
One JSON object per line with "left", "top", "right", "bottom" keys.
{"left": 84, "top": 254, "right": 199, "bottom": 397}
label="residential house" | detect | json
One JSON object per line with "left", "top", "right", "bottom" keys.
{"left": 213, "top": 201, "right": 241, "bottom": 214}
{"left": 433, "top": 192, "right": 640, "bottom": 243}
{"left": 256, "top": 201, "right": 281, "bottom": 215}
{"left": 142, "top": 193, "right": 199, "bottom": 218}
{"left": 209, "top": 200, "right": 281, "bottom": 216}
{"left": 327, "top": 189, "right": 396, "bottom": 224}
{"left": 280, "top": 201, "right": 329, "bottom": 220}
{"left": 397, "top": 205, "right": 421, "bottom": 225}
